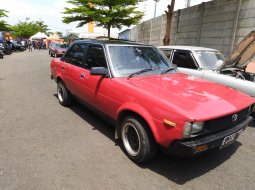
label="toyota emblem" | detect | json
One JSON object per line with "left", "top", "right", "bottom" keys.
{"left": 232, "top": 114, "right": 238, "bottom": 122}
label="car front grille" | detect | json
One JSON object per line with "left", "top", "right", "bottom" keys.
{"left": 202, "top": 107, "right": 251, "bottom": 134}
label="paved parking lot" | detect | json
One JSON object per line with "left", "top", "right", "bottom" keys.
{"left": 0, "top": 50, "right": 255, "bottom": 190}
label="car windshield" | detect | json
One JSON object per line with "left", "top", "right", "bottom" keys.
{"left": 55, "top": 44, "right": 67, "bottom": 48}
{"left": 195, "top": 50, "right": 225, "bottom": 70}
{"left": 107, "top": 45, "right": 175, "bottom": 77}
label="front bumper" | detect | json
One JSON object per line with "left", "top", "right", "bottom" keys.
{"left": 167, "top": 116, "right": 252, "bottom": 157}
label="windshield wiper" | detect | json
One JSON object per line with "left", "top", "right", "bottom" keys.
{"left": 160, "top": 68, "right": 176, "bottom": 74}
{"left": 128, "top": 68, "right": 154, "bottom": 79}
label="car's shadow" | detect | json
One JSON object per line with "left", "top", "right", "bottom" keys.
{"left": 53, "top": 94, "right": 242, "bottom": 185}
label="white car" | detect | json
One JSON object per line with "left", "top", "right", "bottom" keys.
{"left": 159, "top": 31, "right": 255, "bottom": 118}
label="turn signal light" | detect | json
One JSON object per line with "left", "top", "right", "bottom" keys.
{"left": 195, "top": 144, "right": 208, "bottom": 153}
{"left": 163, "top": 119, "right": 176, "bottom": 128}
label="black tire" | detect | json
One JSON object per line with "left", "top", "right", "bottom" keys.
{"left": 120, "top": 116, "right": 157, "bottom": 163}
{"left": 57, "top": 81, "right": 72, "bottom": 107}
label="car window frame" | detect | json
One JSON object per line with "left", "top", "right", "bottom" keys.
{"left": 82, "top": 43, "right": 113, "bottom": 78}
{"left": 84, "top": 44, "right": 108, "bottom": 70}
{"left": 172, "top": 49, "right": 199, "bottom": 69}
{"left": 62, "top": 43, "right": 88, "bottom": 68}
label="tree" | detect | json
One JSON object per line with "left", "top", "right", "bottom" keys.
{"left": 35, "top": 20, "right": 49, "bottom": 33}
{"left": 0, "top": 9, "right": 10, "bottom": 31}
{"left": 163, "top": 0, "right": 175, "bottom": 45}
{"left": 0, "top": 9, "right": 8, "bottom": 18}
{"left": 46, "top": 31, "right": 54, "bottom": 36}
{"left": 63, "top": 32, "right": 78, "bottom": 44}
{"left": 11, "top": 18, "right": 49, "bottom": 38}
{"left": 55, "top": 31, "right": 63, "bottom": 36}
{"left": 63, "top": 0, "right": 144, "bottom": 38}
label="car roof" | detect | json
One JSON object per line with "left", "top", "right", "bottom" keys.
{"left": 158, "top": 45, "right": 218, "bottom": 52}
{"left": 74, "top": 39, "right": 151, "bottom": 46}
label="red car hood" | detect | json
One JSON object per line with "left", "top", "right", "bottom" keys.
{"left": 123, "top": 73, "right": 254, "bottom": 121}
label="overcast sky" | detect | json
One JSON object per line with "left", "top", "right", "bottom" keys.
{"left": 1, "top": 0, "right": 212, "bottom": 36}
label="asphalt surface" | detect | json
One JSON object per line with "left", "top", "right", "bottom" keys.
{"left": 0, "top": 50, "right": 255, "bottom": 190}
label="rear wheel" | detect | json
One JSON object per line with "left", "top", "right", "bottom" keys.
{"left": 57, "top": 81, "right": 72, "bottom": 107}
{"left": 121, "top": 116, "right": 157, "bottom": 163}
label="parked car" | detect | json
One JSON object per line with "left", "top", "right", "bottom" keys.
{"left": 49, "top": 42, "right": 69, "bottom": 57}
{"left": 0, "top": 43, "right": 4, "bottom": 58}
{"left": 3, "top": 44, "right": 12, "bottom": 55}
{"left": 158, "top": 31, "right": 255, "bottom": 118}
{"left": 8, "top": 41, "right": 26, "bottom": 52}
{"left": 50, "top": 40, "right": 254, "bottom": 163}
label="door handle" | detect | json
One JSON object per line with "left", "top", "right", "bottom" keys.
{"left": 62, "top": 66, "right": 65, "bottom": 70}
{"left": 80, "top": 73, "right": 86, "bottom": 78}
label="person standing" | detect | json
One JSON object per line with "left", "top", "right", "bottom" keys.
{"left": 28, "top": 40, "right": 32, "bottom": 52}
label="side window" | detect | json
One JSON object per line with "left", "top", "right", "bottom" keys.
{"left": 161, "top": 49, "right": 173, "bottom": 59}
{"left": 64, "top": 44, "right": 88, "bottom": 67}
{"left": 172, "top": 50, "right": 197, "bottom": 69}
{"left": 85, "top": 45, "right": 107, "bottom": 69}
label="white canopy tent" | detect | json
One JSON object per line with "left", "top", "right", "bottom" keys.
{"left": 30, "top": 32, "right": 48, "bottom": 40}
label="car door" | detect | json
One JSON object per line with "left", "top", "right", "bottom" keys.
{"left": 78, "top": 44, "right": 115, "bottom": 115}
{"left": 60, "top": 43, "right": 88, "bottom": 96}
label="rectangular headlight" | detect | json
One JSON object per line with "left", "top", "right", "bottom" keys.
{"left": 183, "top": 122, "right": 204, "bottom": 138}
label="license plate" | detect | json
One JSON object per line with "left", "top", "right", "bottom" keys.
{"left": 220, "top": 129, "right": 243, "bottom": 149}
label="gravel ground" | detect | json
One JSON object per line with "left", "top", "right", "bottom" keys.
{"left": 0, "top": 50, "right": 255, "bottom": 190}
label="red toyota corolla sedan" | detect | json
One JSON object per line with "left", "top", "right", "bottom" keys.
{"left": 50, "top": 40, "right": 255, "bottom": 163}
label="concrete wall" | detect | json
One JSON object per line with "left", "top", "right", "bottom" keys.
{"left": 130, "top": 0, "right": 255, "bottom": 56}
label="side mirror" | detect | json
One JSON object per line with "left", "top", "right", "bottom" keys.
{"left": 90, "top": 67, "right": 109, "bottom": 76}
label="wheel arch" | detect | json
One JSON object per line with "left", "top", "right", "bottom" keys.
{"left": 56, "top": 75, "right": 63, "bottom": 83}
{"left": 116, "top": 104, "right": 159, "bottom": 144}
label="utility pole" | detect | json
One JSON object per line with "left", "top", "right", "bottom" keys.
{"left": 186, "top": 0, "right": 191, "bottom": 7}
{"left": 154, "top": 0, "right": 160, "bottom": 18}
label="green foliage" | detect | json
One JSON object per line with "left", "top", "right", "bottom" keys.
{"left": 0, "top": 9, "right": 10, "bottom": 31}
{"left": 0, "top": 21, "right": 10, "bottom": 31}
{"left": 63, "top": 32, "right": 79, "bottom": 44}
{"left": 55, "top": 31, "right": 63, "bottom": 36}
{"left": 11, "top": 18, "right": 49, "bottom": 38}
{"left": 47, "top": 31, "right": 54, "bottom": 36}
{"left": 0, "top": 9, "right": 8, "bottom": 18}
{"left": 63, "top": 0, "right": 144, "bottom": 37}
{"left": 63, "top": 32, "right": 79, "bottom": 43}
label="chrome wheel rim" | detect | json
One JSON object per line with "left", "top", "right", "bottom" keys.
{"left": 57, "top": 84, "right": 64, "bottom": 102}
{"left": 122, "top": 122, "right": 141, "bottom": 157}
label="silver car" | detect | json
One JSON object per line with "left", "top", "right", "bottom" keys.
{"left": 159, "top": 31, "right": 255, "bottom": 118}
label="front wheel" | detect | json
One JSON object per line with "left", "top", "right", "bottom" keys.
{"left": 121, "top": 116, "right": 157, "bottom": 163}
{"left": 57, "top": 81, "right": 72, "bottom": 107}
